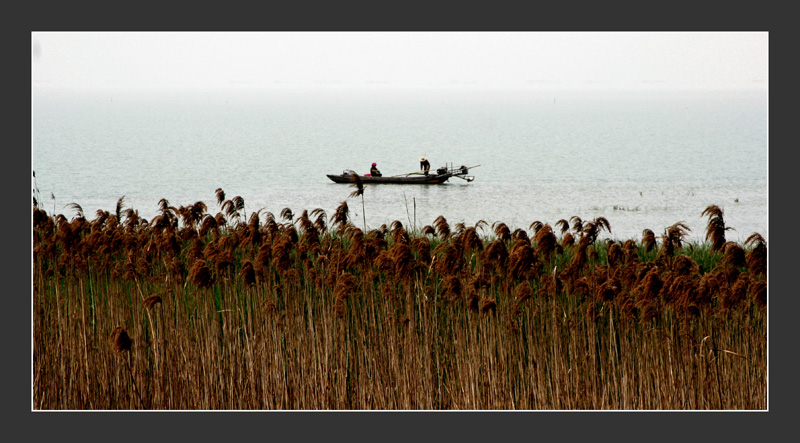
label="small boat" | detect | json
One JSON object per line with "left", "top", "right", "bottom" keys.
{"left": 327, "top": 164, "right": 479, "bottom": 185}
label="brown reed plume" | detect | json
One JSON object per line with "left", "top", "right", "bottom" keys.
{"left": 480, "top": 297, "right": 497, "bottom": 315}
{"left": 331, "top": 201, "right": 350, "bottom": 232}
{"left": 671, "top": 254, "right": 699, "bottom": 276}
{"left": 153, "top": 198, "right": 177, "bottom": 229}
{"left": 570, "top": 216, "right": 583, "bottom": 233}
{"left": 621, "top": 239, "right": 638, "bottom": 264}
{"left": 529, "top": 220, "right": 544, "bottom": 235}
{"left": 433, "top": 242, "right": 464, "bottom": 276}
{"left": 659, "top": 222, "right": 691, "bottom": 257}
{"left": 456, "top": 226, "right": 483, "bottom": 253}
{"left": 744, "top": 233, "right": 767, "bottom": 276}
{"left": 349, "top": 174, "right": 367, "bottom": 230}
{"left": 110, "top": 326, "right": 133, "bottom": 353}
{"left": 508, "top": 238, "right": 536, "bottom": 280}
{"left": 493, "top": 222, "right": 511, "bottom": 242}
{"left": 533, "top": 224, "right": 557, "bottom": 260}
{"left": 721, "top": 242, "right": 746, "bottom": 269}
{"left": 579, "top": 216, "right": 611, "bottom": 247}
{"left": 537, "top": 273, "right": 561, "bottom": 299}
{"left": 271, "top": 235, "right": 295, "bottom": 273}
{"left": 442, "top": 275, "right": 463, "bottom": 302}
{"left": 66, "top": 202, "right": 85, "bottom": 221}
{"left": 514, "top": 280, "right": 533, "bottom": 303}
{"left": 555, "top": 219, "right": 570, "bottom": 235}
{"left": 198, "top": 214, "right": 219, "bottom": 237}
{"left": 641, "top": 229, "right": 657, "bottom": 253}
{"left": 702, "top": 204, "right": 731, "bottom": 252}
{"left": 606, "top": 241, "right": 624, "bottom": 268}
{"left": 143, "top": 295, "right": 163, "bottom": 309}
{"left": 749, "top": 279, "right": 767, "bottom": 308}
{"left": 411, "top": 236, "right": 432, "bottom": 265}
{"left": 310, "top": 208, "right": 328, "bottom": 235}
{"left": 215, "top": 188, "right": 226, "bottom": 207}
{"left": 483, "top": 239, "right": 508, "bottom": 272}
{"left": 349, "top": 174, "right": 364, "bottom": 198}
{"left": 722, "top": 273, "right": 750, "bottom": 310}
{"left": 295, "top": 210, "right": 315, "bottom": 235}
{"left": 188, "top": 259, "right": 213, "bottom": 288}
{"left": 433, "top": 215, "right": 451, "bottom": 240}
{"left": 333, "top": 272, "right": 358, "bottom": 318}
{"left": 635, "top": 266, "right": 663, "bottom": 303}
{"left": 387, "top": 242, "right": 413, "bottom": 279}
{"left": 240, "top": 260, "right": 256, "bottom": 286}
{"left": 557, "top": 232, "right": 574, "bottom": 250}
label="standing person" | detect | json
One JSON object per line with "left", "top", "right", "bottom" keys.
{"left": 419, "top": 156, "right": 430, "bottom": 175}
{"left": 370, "top": 162, "right": 382, "bottom": 177}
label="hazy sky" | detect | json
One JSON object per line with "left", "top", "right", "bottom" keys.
{"left": 31, "top": 31, "right": 768, "bottom": 91}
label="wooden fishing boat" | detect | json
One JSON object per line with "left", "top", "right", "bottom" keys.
{"left": 327, "top": 164, "right": 478, "bottom": 185}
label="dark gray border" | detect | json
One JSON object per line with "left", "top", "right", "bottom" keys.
{"left": 20, "top": 1, "right": 786, "bottom": 439}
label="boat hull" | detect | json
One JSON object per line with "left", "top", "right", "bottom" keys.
{"left": 327, "top": 173, "right": 451, "bottom": 184}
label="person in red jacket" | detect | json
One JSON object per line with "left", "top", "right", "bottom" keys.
{"left": 370, "top": 162, "right": 382, "bottom": 177}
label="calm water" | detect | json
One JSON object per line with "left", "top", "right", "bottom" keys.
{"left": 32, "top": 87, "right": 768, "bottom": 243}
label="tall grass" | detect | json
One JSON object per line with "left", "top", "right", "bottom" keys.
{"left": 32, "top": 196, "right": 767, "bottom": 410}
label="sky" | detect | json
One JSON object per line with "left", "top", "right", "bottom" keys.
{"left": 31, "top": 31, "right": 768, "bottom": 91}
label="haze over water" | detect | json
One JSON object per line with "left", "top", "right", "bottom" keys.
{"left": 32, "top": 86, "right": 767, "bottom": 243}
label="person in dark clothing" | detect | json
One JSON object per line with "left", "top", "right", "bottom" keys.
{"left": 370, "top": 162, "right": 382, "bottom": 177}
{"left": 419, "top": 156, "right": 430, "bottom": 175}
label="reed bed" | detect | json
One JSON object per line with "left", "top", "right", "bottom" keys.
{"left": 32, "top": 194, "right": 767, "bottom": 410}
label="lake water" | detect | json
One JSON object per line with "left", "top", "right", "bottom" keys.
{"left": 31, "top": 87, "right": 768, "bottom": 243}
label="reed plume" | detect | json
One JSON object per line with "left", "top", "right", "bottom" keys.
{"left": 110, "top": 326, "right": 133, "bottom": 353}
{"left": 311, "top": 208, "right": 328, "bottom": 235}
{"left": 480, "top": 297, "right": 497, "bottom": 315}
{"left": 198, "top": 215, "right": 219, "bottom": 237}
{"left": 606, "top": 241, "right": 623, "bottom": 268}
{"left": 721, "top": 242, "right": 746, "bottom": 269}
{"left": 570, "top": 216, "right": 583, "bottom": 233}
{"left": 672, "top": 254, "right": 698, "bottom": 276}
{"left": 443, "top": 275, "right": 463, "bottom": 301}
{"left": 188, "top": 259, "right": 213, "bottom": 288}
{"left": 483, "top": 239, "right": 508, "bottom": 272}
{"left": 349, "top": 174, "right": 364, "bottom": 198}
{"left": 702, "top": 204, "right": 731, "bottom": 252}
{"left": 749, "top": 279, "right": 767, "bottom": 308}
{"left": 433, "top": 215, "right": 451, "bottom": 240}
{"left": 66, "top": 202, "right": 85, "bottom": 221}
{"left": 331, "top": 201, "right": 349, "bottom": 232}
{"left": 493, "top": 222, "right": 511, "bottom": 242}
{"left": 561, "top": 232, "right": 575, "bottom": 247}
{"left": 579, "top": 217, "right": 611, "bottom": 247}
{"left": 533, "top": 224, "right": 557, "bottom": 260}
{"left": 514, "top": 280, "right": 533, "bottom": 303}
{"left": 722, "top": 273, "right": 750, "bottom": 310}
{"left": 333, "top": 272, "right": 358, "bottom": 318}
{"left": 508, "top": 238, "right": 535, "bottom": 280}
{"left": 456, "top": 226, "right": 483, "bottom": 253}
{"left": 641, "top": 229, "right": 657, "bottom": 253}
{"left": 143, "top": 295, "right": 163, "bottom": 309}
{"left": 555, "top": 219, "right": 570, "bottom": 235}
{"left": 659, "top": 222, "right": 690, "bottom": 257}
{"left": 433, "top": 242, "right": 464, "bottom": 276}
{"left": 744, "top": 233, "right": 767, "bottom": 276}
{"left": 508, "top": 229, "right": 525, "bottom": 243}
